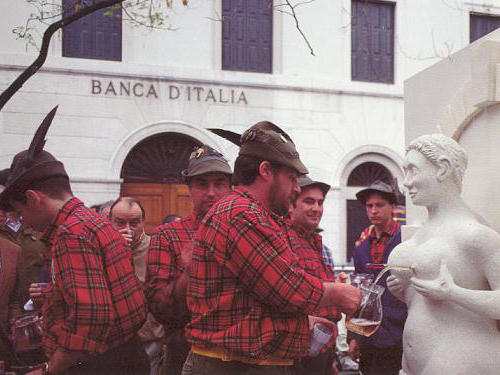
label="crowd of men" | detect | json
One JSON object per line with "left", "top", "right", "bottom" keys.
{"left": 0, "top": 109, "right": 407, "bottom": 375}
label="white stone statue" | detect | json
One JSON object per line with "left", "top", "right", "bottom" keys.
{"left": 387, "top": 134, "right": 500, "bottom": 375}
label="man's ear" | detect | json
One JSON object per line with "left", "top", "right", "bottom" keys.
{"left": 436, "top": 156, "right": 452, "bottom": 182}
{"left": 25, "top": 189, "right": 42, "bottom": 209}
{"left": 258, "top": 161, "right": 275, "bottom": 182}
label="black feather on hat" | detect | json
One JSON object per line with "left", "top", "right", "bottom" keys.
{"left": 0, "top": 106, "right": 68, "bottom": 210}
{"left": 208, "top": 121, "right": 294, "bottom": 146}
{"left": 208, "top": 121, "right": 308, "bottom": 175}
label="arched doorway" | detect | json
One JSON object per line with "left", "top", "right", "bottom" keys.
{"left": 120, "top": 132, "right": 202, "bottom": 233}
{"left": 345, "top": 162, "right": 395, "bottom": 262}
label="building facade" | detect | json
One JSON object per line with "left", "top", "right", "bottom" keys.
{"left": 1, "top": 0, "right": 499, "bottom": 266}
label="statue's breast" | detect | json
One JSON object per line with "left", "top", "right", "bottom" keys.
{"left": 411, "top": 237, "right": 452, "bottom": 280}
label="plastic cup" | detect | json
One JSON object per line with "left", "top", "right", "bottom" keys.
{"left": 309, "top": 323, "right": 333, "bottom": 357}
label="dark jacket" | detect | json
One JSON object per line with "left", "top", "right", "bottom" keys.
{"left": 0, "top": 238, "right": 22, "bottom": 360}
{"left": 350, "top": 228, "right": 407, "bottom": 348}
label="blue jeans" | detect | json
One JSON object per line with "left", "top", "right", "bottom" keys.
{"left": 181, "top": 351, "right": 295, "bottom": 375}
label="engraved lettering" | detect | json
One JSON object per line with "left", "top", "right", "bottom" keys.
{"left": 105, "top": 82, "right": 117, "bottom": 95}
{"left": 205, "top": 89, "right": 216, "bottom": 102}
{"left": 146, "top": 85, "right": 158, "bottom": 98}
{"left": 92, "top": 80, "right": 102, "bottom": 94}
{"left": 169, "top": 85, "right": 180, "bottom": 99}
{"left": 120, "top": 81, "right": 130, "bottom": 96}
{"left": 133, "top": 83, "right": 144, "bottom": 97}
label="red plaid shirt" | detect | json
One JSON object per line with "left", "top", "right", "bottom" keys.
{"left": 288, "top": 224, "right": 340, "bottom": 322}
{"left": 186, "top": 188, "right": 324, "bottom": 360}
{"left": 355, "top": 220, "right": 400, "bottom": 263}
{"left": 146, "top": 212, "right": 200, "bottom": 331}
{"left": 41, "top": 198, "right": 147, "bottom": 356}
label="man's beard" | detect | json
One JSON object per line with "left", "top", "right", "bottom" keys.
{"left": 269, "top": 179, "right": 290, "bottom": 217}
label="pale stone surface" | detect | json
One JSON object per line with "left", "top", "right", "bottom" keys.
{"left": 404, "top": 28, "right": 500, "bottom": 232}
{"left": 388, "top": 134, "right": 500, "bottom": 375}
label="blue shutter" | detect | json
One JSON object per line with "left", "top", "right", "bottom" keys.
{"left": 470, "top": 13, "right": 500, "bottom": 43}
{"left": 351, "top": 0, "right": 394, "bottom": 83}
{"left": 62, "top": 0, "right": 122, "bottom": 61}
{"left": 222, "top": 0, "right": 272, "bottom": 73}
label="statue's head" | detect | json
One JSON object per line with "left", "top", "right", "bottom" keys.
{"left": 404, "top": 135, "right": 467, "bottom": 207}
{"left": 406, "top": 134, "right": 467, "bottom": 190}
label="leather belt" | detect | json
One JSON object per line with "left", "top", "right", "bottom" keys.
{"left": 191, "top": 345, "right": 294, "bottom": 366}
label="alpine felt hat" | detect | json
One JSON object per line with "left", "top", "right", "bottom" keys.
{"left": 0, "top": 106, "right": 68, "bottom": 211}
{"left": 208, "top": 121, "right": 308, "bottom": 175}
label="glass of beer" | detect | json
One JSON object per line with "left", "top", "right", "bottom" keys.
{"left": 346, "top": 284, "right": 384, "bottom": 337}
{"left": 12, "top": 313, "right": 43, "bottom": 352}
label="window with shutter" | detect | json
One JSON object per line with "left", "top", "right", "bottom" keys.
{"left": 222, "top": 0, "right": 272, "bottom": 73}
{"left": 62, "top": 0, "right": 122, "bottom": 61}
{"left": 470, "top": 13, "right": 500, "bottom": 43}
{"left": 351, "top": 0, "right": 395, "bottom": 84}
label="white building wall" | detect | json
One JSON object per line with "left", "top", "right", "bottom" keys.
{"left": 1, "top": 0, "right": 500, "bottom": 266}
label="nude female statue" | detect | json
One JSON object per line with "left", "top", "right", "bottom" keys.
{"left": 387, "top": 134, "right": 500, "bottom": 375}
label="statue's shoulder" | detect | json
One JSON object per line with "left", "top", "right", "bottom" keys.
{"left": 455, "top": 219, "right": 500, "bottom": 252}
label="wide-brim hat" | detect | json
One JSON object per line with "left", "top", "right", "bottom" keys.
{"left": 0, "top": 106, "right": 68, "bottom": 211}
{"left": 181, "top": 145, "right": 232, "bottom": 181}
{"left": 356, "top": 180, "right": 397, "bottom": 205}
{"left": 299, "top": 175, "right": 330, "bottom": 196}
{"left": 209, "top": 122, "right": 308, "bottom": 175}
{"left": 241, "top": 122, "right": 308, "bottom": 175}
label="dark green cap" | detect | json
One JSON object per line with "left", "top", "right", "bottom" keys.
{"left": 239, "top": 121, "right": 308, "bottom": 175}
{"left": 356, "top": 180, "right": 397, "bottom": 205}
{"left": 299, "top": 175, "right": 330, "bottom": 196}
{"left": 182, "top": 145, "right": 232, "bottom": 181}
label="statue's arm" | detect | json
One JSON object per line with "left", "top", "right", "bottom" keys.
{"left": 412, "top": 228, "right": 500, "bottom": 319}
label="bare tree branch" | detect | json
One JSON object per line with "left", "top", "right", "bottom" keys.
{"left": 397, "top": 28, "right": 455, "bottom": 62}
{"left": 205, "top": 9, "right": 222, "bottom": 23}
{"left": 275, "top": 0, "right": 316, "bottom": 56}
{"left": 0, "top": 0, "right": 125, "bottom": 111}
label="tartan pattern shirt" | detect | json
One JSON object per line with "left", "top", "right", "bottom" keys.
{"left": 186, "top": 188, "right": 324, "bottom": 360}
{"left": 288, "top": 224, "right": 340, "bottom": 322}
{"left": 355, "top": 220, "right": 400, "bottom": 263}
{"left": 321, "top": 244, "right": 335, "bottom": 270}
{"left": 41, "top": 198, "right": 147, "bottom": 356}
{"left": 145, "top": 212, "right": 200, "bottom": 331}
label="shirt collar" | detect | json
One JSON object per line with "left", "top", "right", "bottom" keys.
{"left": 234, "top": 187, "right": 284, "bottom": 224}
{"left": 291, "top": 222, "right": 318, "bottom": 240}
{"left": 368, "top": 220, "right": 400, "bottom": 239}
{"left": 41, "top": 197, "right": 82, "bottom": 247}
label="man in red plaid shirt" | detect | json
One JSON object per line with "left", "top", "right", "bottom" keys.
{"left": 184, "top": 122, "right": 361, "bottom": 375}
{"left": 288, "top": 175, "right": 339, "bottom": 375}
{"left": 0, "top": 107, "right": 148, "bottom": 375}
{"left": 146, "top": 145, "right": 232, "bottom": 375}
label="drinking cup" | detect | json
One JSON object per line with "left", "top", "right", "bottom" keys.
{"left": 309, "top": 323, "right": 333, "bottom": 357}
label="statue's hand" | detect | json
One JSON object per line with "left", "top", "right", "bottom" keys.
{"left": 387, "top": 275, "right": 406, "bottom": 302}
{"left": 387, "top": 275, "right": 404, "bottom": 294}
{"left": 411, "top": 261, "right": 455, "bottom": 301}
